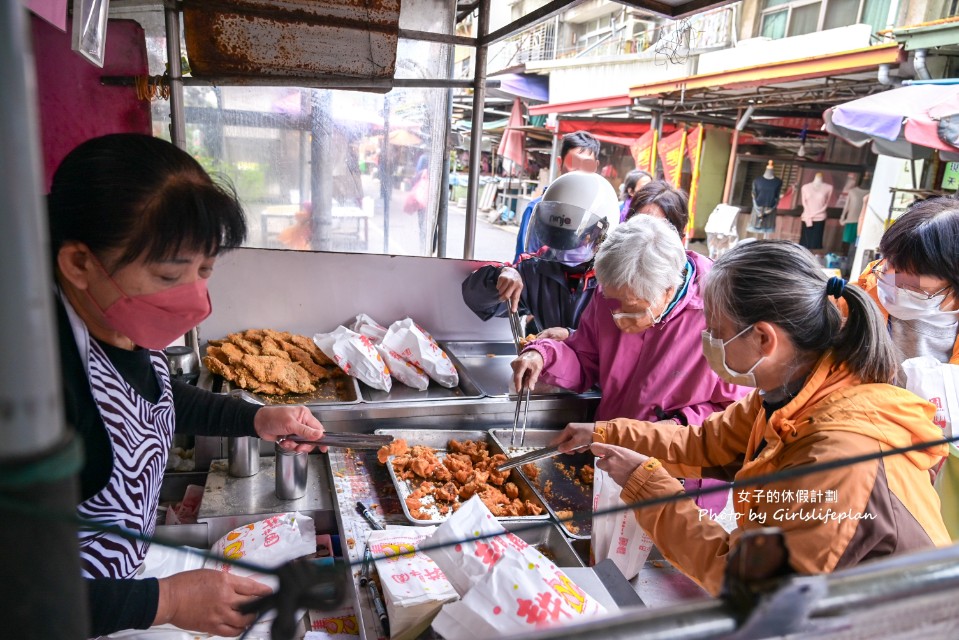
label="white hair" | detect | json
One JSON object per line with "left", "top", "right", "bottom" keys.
{"left": 594, "top": 215, "right": 686, "bottom": 300}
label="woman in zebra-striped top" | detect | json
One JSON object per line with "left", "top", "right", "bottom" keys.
{"left": 48, "top": 134, "right": 327, "bottom": 638}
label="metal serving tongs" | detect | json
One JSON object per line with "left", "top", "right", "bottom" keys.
{"left": 281, "top": 433, "right": 394, "bottom": 450}
{"left": 507, "top": 309, "right": 531, "bottom": 447}
{"left": 507, "top": 309, "right": 524, "bottom": 354}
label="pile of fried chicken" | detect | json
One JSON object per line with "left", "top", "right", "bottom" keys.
{"left": 203, "top": 329, "right": 336, "bottom": 395}
{"left": 378, "top": 438, "right": 545, "bottom": 520}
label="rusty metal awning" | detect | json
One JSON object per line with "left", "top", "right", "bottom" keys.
{"left": 183, "top": 0, "right": 400, "bottom": 86}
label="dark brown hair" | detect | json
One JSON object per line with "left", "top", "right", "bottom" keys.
{"left": 879, "top": 196, "right": 959, "bottom": 298}
{"left": 625, "top": 180, "right": 689, "bottom": 239}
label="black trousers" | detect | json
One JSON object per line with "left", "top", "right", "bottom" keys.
{"left": 799, "top": 220, "right": 826, "bottom": 250}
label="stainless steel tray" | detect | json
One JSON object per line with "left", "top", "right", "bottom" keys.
{"left": 489, "top": 428, "right": 594, "bottom": 540}
{"left": 442, "top": 341, "right": 587, "bottom": 398}
{"left": 200, "top": 366, "right": 362, "bottom": 406}
{"left": 374, "top": 429, "right": 550, "bottom": 526}
{"left": 359, "top": 350, "right": 484, "bottom": 403}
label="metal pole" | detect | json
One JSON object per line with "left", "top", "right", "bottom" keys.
{"left": 436, "top": 40, "right": 457, "bottom": 258}
{"left": 164, "top": 5, "right": 185, "bottom": 148}
{"left": 722, "top": 109, "right": 742, "bottom": 203}
{"left": 1, "top": 3, "right": 86, "bottom": 637}
{"left": 381, "top": 95, "right": 392, "bottom": 253}
{"left": 464, "top": 0, "right": 490, "bottom": 260}
{"left": 310, "top": 90, "right": 334, "bottom": 251}
{"left": 548, "top": 133, "right": 560, "bottom": 183}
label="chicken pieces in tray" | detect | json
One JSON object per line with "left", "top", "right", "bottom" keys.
{"left": 380, "top": 438, "right": 544, "bottom": 520}
{"left": 203, "top": 328, "right": 336, "bottom": 395}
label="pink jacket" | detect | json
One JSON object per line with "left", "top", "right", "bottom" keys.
{"left": 524, "top": 251, "right": 749, "bottom": 513}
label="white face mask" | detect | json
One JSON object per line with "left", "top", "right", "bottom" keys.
{"left": 701, "top": 326, "right": 765, "bottom": 387}
{"left": 877, "top": 279, "right": 959, "bottom": 327}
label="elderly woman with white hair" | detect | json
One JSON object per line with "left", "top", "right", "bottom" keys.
{"left": 513, "top": 215, "right": 748, "bottom": 524}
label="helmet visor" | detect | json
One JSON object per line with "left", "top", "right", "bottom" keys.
{"left": 524, "top": 200, "right": 609, "bottom": 262}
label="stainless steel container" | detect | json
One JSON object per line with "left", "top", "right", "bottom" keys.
{"left": 164, "top": 345, "right": 200, "bottom": 385}
{"left": 228, "top": 436, "right": 260, "bottom": 477}
{"left": 275, "top": 443, "right": 308, "bottom": 500}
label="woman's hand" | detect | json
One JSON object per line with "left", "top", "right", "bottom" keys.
{"left": 496, "top": 267, "right": 524, "bottom": 313}
{"left": 536, "top": 327, "right": 570, "bottom": 341}
{"left": 550, "top": 422, "right": 596, "bottom": 454}
{"left": 591, "top": 443, "right": 650, "bottom": 487}
{"left": 254, "top": 405, "right": 326, "bottom": 453}
{"left": 511, "top": 350, "right": 544, "bottom": 392}
{"left": 155, "top": 569, "right": 273, "bottom": 636}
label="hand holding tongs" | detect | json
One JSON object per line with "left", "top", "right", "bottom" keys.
{"left": 280, "top": 432, "right": 394, "bottom": 450}
{"left": 508, "top": 310, "right": 531, "bottom": 447}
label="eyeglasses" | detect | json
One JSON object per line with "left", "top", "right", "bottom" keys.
{"left": 871, "top": 261, "right": 952, "bottom": 301}
{"left": 611, "top": 308, "right": 656, "bottom": 331}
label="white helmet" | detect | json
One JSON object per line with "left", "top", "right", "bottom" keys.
{"left": 523, "top": 171, "right": 620, "bottom": 266}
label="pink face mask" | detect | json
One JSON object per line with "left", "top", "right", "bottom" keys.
{"left": 87, "top": 261, "right": 212, "bottom": 350}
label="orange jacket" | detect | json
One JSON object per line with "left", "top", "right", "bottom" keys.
{"left": 594, "top": 353, "right": 950, "bottom": 595}
{"left": 856, "top": 260, "right": 959, "bottom": 364}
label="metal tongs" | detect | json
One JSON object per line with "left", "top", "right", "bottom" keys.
{"left": 496, "top": 443, "right": 591, "bottom": 473}
{"left": 281, "top": 433, "right": 394, "bottom": 450}
{"left": 508, "top": 310, "right": 531, "bottom": 447}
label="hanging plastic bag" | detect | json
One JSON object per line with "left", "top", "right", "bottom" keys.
{"left": 314, "top": 325, "right": 392, "bottom": 392}
{"left": 902, "top": 356, "right": 959, "bottom": 539}
{"left": 591, "top": 468, "right": 654, "bottom": 580}
{"left": 382, "top": 318, "right": 459, "bottom": 388}
{"left": 351, "top": 314, "right": 430, "bottom": 391}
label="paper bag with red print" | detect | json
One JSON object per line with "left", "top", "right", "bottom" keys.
{"left": 430, "top": 547, "right": 607, "bottom": 639}
{"left": 382, "top": 318, "right": 459, "bottom": 388}
{"left": 351, "top": 313, "right": 430, "bottom": 391}
{"left": 367, "top": 526, "right": 458, "bottom": 640}
{"left": 314, "top": 325, "right": 392, "bottom": 392}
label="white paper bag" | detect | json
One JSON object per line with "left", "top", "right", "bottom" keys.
{"left": 431, "top": 548, "right": 607, "bottom": 639}
{"left": 591, "top": 468, "right": 654, "bottom": 580}
{"left": 382, "top": 318, "right": 459, "bottom": 388}
{"left": 902, "top": 356, "right": 959, "bottom": 443}
{"left": 367, "top": 526, "right": 458, "bottom": 640}
{"left": 351, "top": 315, "right": 431, "bottom": 390}
{"left": 314, "top": 325, "right": 392, "bottom": 392}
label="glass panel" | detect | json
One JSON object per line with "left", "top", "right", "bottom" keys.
{"left": 788, "top": 2, "right": 822, "bottom": 36}
{"left": 823, "top": 0, "right": 861, "bottom": 30}
{"left": 861, "top": 0, "right": 892, "bottom": 33}
{"left": 763, "top": 0, "right": 792, "bottom": 7}
{"left": 133, "top": 1, "right": 468, "bottom": 259}
{"left": 761, "top": 10, "right": 788, "bottom": 39}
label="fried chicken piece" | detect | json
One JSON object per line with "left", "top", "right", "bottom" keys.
{"left": 239, "top": 354, "right": 314, "bottom": 394}
{"left": 206, "top": 339, "right": 225, "bottom": 347}
{"left": 262, "top": 329, "right": 294, "bottom": 343}
{"left": 226, "top": 334, "right": 262, "bottom": 356}
{"left": 472, "top": 469, "right": 490, "bottom": 485}
{"left": 459, "top": 481, "right": 482, "bottom": 501}
{"left": 410, "top": 457, "right": 438, "bottom": 479}
{"left": 391, "top": 455, "right": 411, "bottom": 473}
{"left": 580, "top": 464, "right": 594, "bottom": 485}
{"left": 258, "top": 337, "right": 292, "bottom": 361}
{"left": 377, "top": 439, "right": 410, "bottom": 464}
{"left": 521, "top": 463, "right": 540, "bottom": 482}
{"left": 240, "top": 329, "right": 268, "bottom": 343}
{"left": 217, "top": 342, "right": 248, "bottom": 365}
{"left": 453, "top": 469, "right": 472, "bottom": 485}
{"left": 277, "top": 341, "right": 329, "bottom": 380}
{"left": 288, "top": 334, "right": 335, "bottom": 366}
{"left": 435, "top": 482, "right": 458, "bottom": 503}
{"left": 504, "top": 482, "right": 519, "bottom": 500}
{"left": 524, "top": 500, "right": 543, "bottom": 516}
{"left": 204, "top": 348, "right": 285, "bottom": 394}
{"left": 432, "top": 463, "right": 452, "bottom": 483}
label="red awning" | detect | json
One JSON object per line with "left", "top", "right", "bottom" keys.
{"left": 555, "top": 119, "right": 676, "bottom": 147}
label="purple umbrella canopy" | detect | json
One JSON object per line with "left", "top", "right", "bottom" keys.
{"left": 825, "top": 84, "right": 959, "bottom": 160}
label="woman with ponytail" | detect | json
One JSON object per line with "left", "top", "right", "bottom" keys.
{"left": 552, "top": 240, "right": 949, "bottom": 595}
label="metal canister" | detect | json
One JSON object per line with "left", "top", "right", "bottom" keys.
{"left": 228, "top": 436, "right": 260, "bottom": 477}
{"left": 275, "top": 443, "right": 308, "bottom": 500}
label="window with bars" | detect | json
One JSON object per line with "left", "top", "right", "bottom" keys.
{"left": 759, "top": 0, "right": 891, "bottom": 39}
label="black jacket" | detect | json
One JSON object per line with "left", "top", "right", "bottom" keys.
{"left": 461, "top": 256, "right": 597, "bottom": 333}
